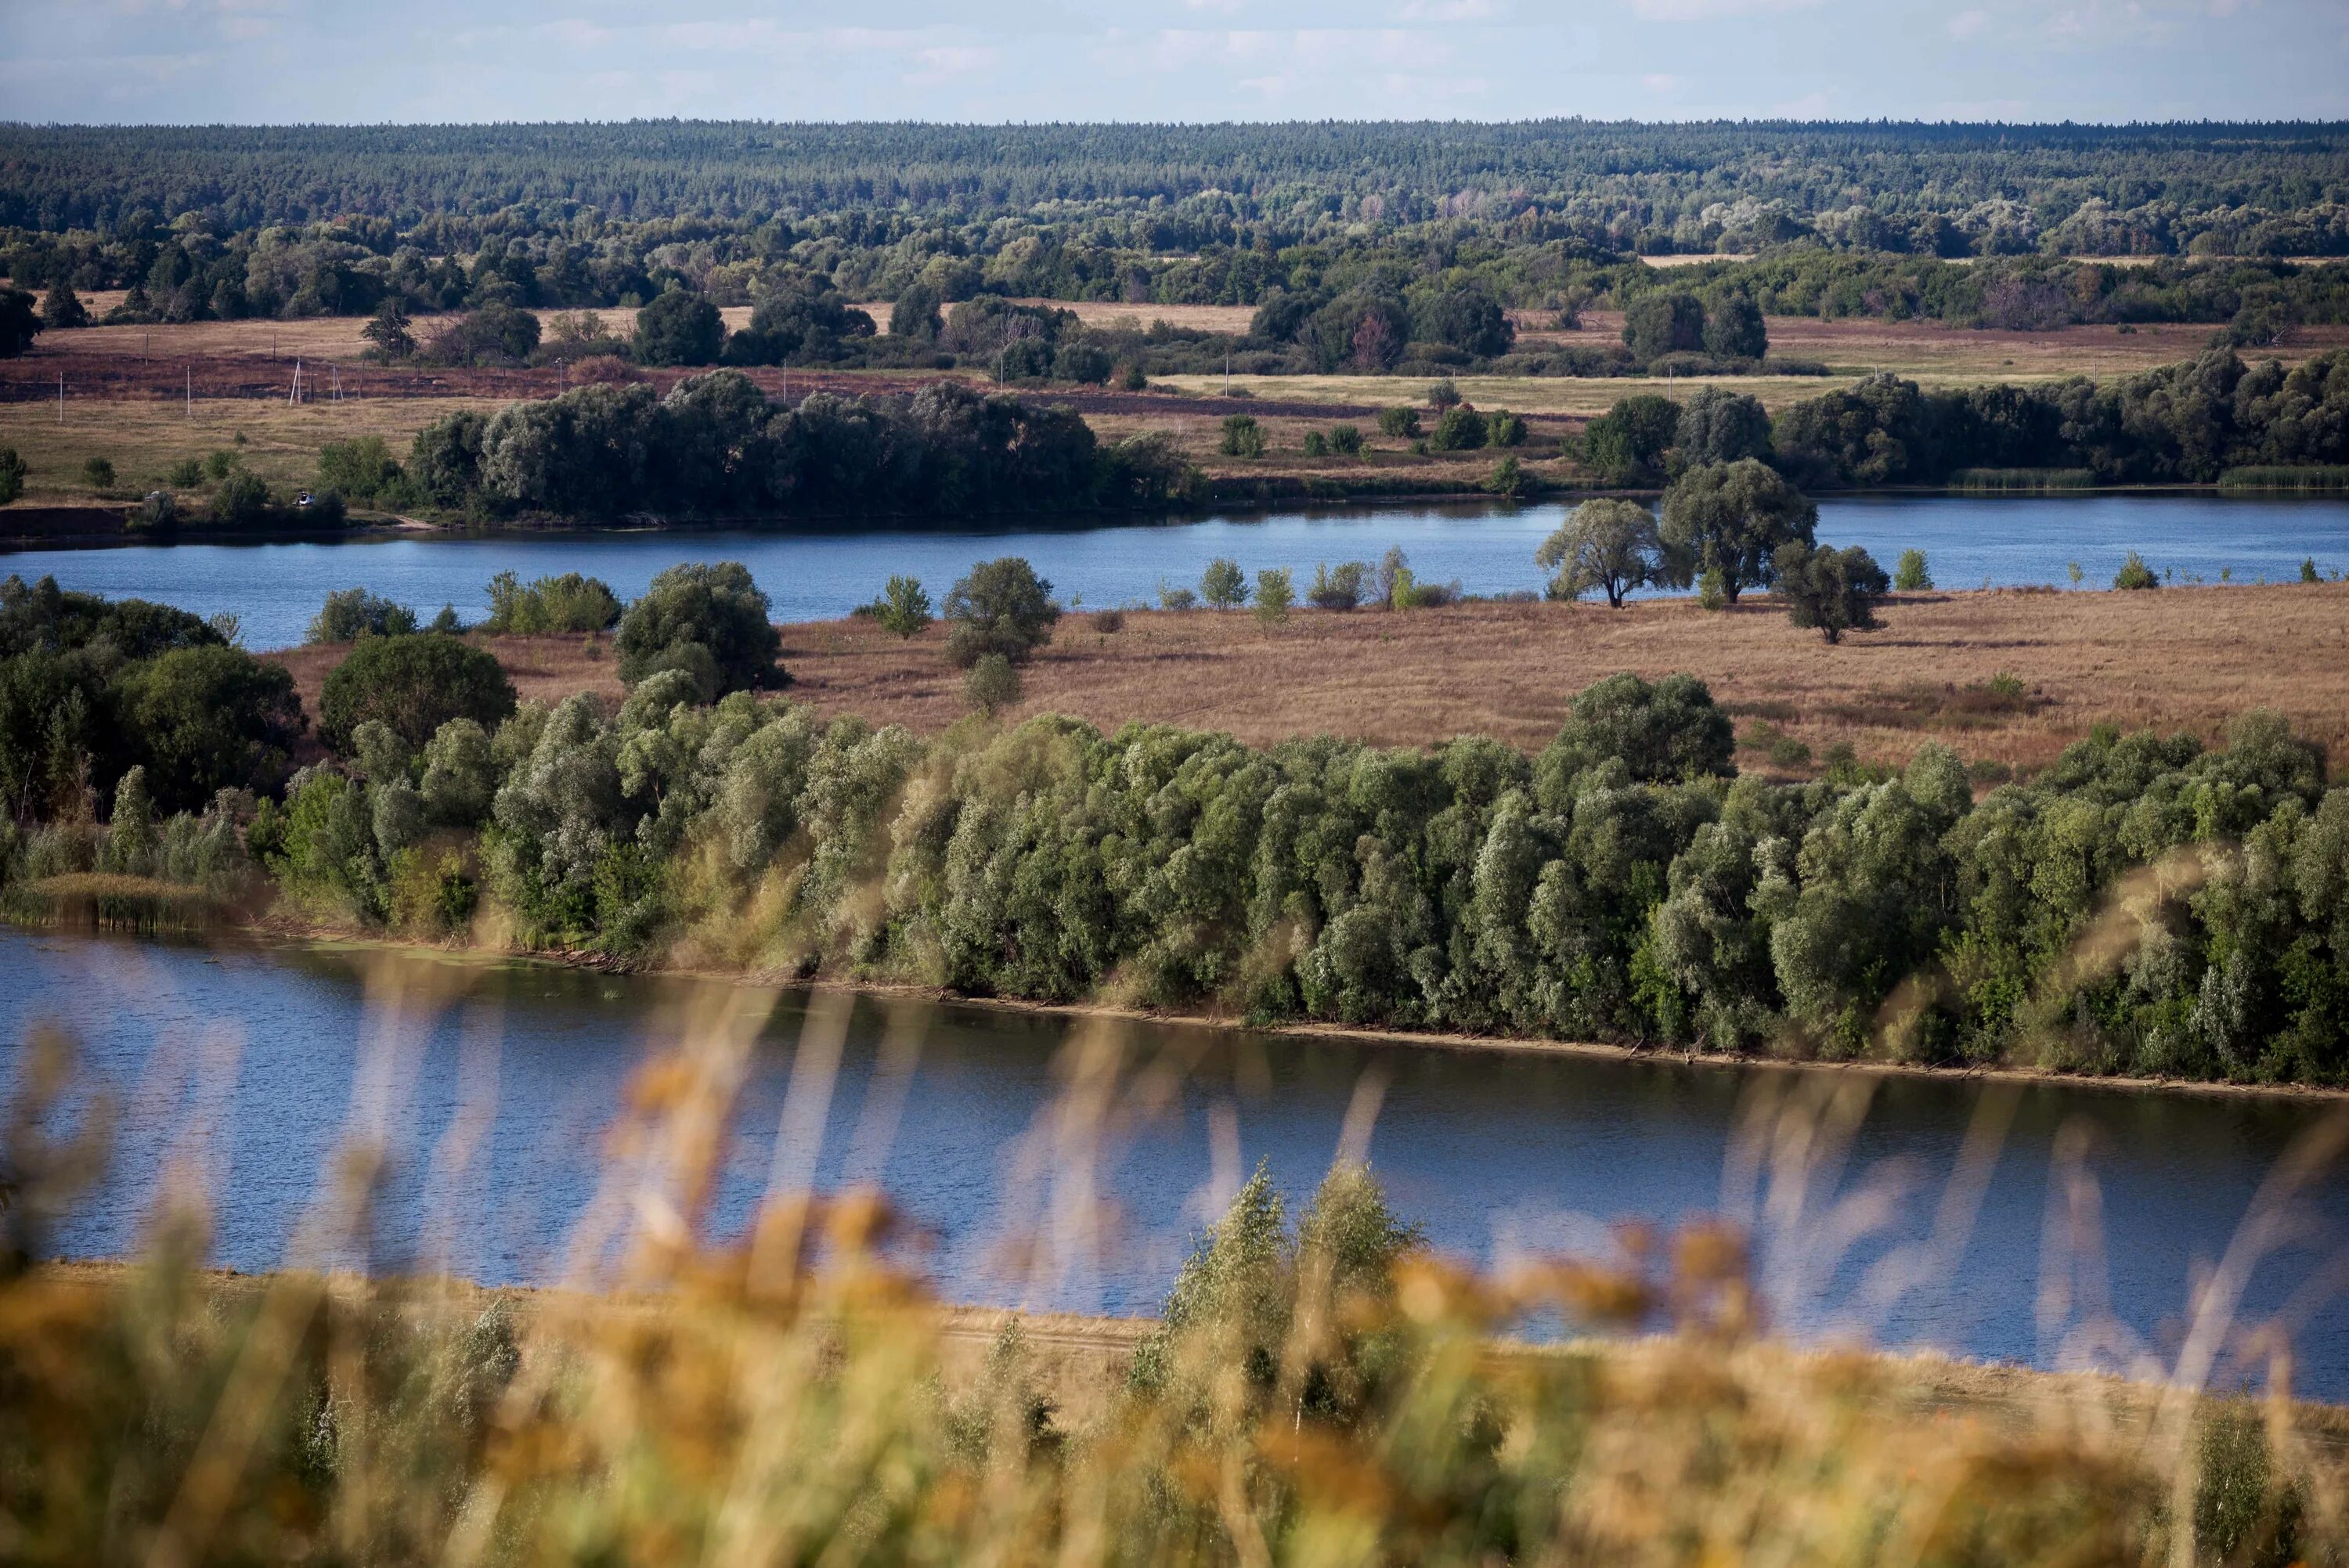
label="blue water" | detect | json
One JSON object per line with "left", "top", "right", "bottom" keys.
{"left": 5, "top": 929, "right": 2344, "bottom": 1396}
{"left": 5, "top": 494, "right": 2346, "bottom": 651}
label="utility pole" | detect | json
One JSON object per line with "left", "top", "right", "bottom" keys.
{"left": 58, "top": 370, "right": 64, "bottom": 424}
{"left": 186, "top": 364, "right": 192, "bottom": 418}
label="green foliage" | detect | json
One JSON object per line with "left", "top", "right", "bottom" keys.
{"left": 1200, "top": 558, "right": 1247, "bottom": 610}
{"left": 1538, "top": 499, "right": 1662, "bottom": 607}
{"left": 963, "top": 653, "right": 1021, "bottom": 716}
{"left": 615, "top": 561, "right": 785, "bottom": 698}
{"left": 1426, "top": 377, "right": 1461, "bottom": 410}
{"left": 1580, "top": 393, "right": 1681, "bottom": 484}
{"left": 1487, "top": 455, "right": 1525, "bottom": 497}
{"left": 944, "top": 557, "right": 1059, "bottom": 669}
{"left": 1893, "top": 547, "right": 1933, "bottom": 591}
{"left": 2115, "top": 551, "right": 2160, "bottom": 589}
{"left": 1218, "top": 413, "right": 1265, "bottom": 458}
{"left": 111, "top": 645, "right": 305, "bottom": 812}
{"left": 0, "top": 288, "right": 38, "bottom": 359}
{"left": 1697, "top": 567, "right": 1728, "bottom": 610}
{"left": 0, "top": 447, "right": 26, "bottom": 506}
{"left": 1658, "top": 459, "right": 1819, "bottom": 601}
{"left": 308, "top": 587, "right": 417, "bottom": 643}
{"left": 1539, "top": 671, "right": 1735, "bottom": 787}
{"left": 1301, "top": 430, "right": 1329, "bottom": 457}
{"left": 1305, "top": 561, "right": 1369, "bottom": 611}
{"left": 1252, "top": 568, "right": 1294, "bottom": 630}
{"left": 1429, "top": 405, "right": 1487, "bottom": 452}
{"left": 80, "top": 457, "right": 114, "bottom": 492}
{"left": 1330, "top": 424, "right": 1363, "bottom": 455}
{"left": 1773, "top": 542, "right": 1891, "bottom": 643}
{"left": 1676, "top": 387, "right": 1773, "bottom": 467}
{"left": 1485, "top": 408, "right": 1527, "bottom": 447}
{"left": 319, "top": 633, "right": 517, "bottom": 753}
{"left": 1701, "top": 290, "right": 1769, "bottom": 359}
{"left": 1375, "top": 406, "right": 1420, "bottom": 438}
{"left": 482, "top": 571, "right": 622, "bottom": 634}
{"left": 1623, "top": 292, "right": 1705, "bottom": 360}
{"left": 870, "top": 575, "right": 933, "bottom": 639}
{"left": 316, "top": 435, "right": 404, "bottom": 500}
{"left": 631, "top": 286, "right": 724, "bottom": 366}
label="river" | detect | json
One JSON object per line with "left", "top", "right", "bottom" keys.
{"left": 5, "top": 493, "right": 2347, "bottom": 651}
{"left": 5, "top": 928, "right": 2344, "bottom": 1397}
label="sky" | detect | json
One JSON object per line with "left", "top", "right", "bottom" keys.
{"left": 2, "top": 0, "right": 2345, "bottom": 125}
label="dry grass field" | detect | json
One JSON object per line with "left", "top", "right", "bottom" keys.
{"left": 268, "top": 583, "right": 2349, "bottom": 780}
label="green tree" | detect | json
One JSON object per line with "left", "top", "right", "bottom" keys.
{"left": 1701, "top": 290, "right": 1768, "bottom": 359}
{"left": 0, "top": 289, "right": 40, "bottom": 359}
{"left": 1375, "top": 406, "right": 1420, "bottom": 438}
{"left": 632, "top": 286, "right": 725, "bottom": 367}
{"left": 1893, "top": 548, "right": 1933, "bottom": 591}
{"left": 1253, "top": 568, "right": 1294, "bottom": 632}
{"left": 1773, "top": 542, "right": 1890, "bottom": 643}
{"left": 1581, "top": 393, "right": 1682, "bottom": 484}
{"left": 964, "top": 653, "right": 1021, "bottom": 716}
{"left": 889, "top": 283, "right": 944, "bottom": 341}
{"left": 1622, "top": 292, "right": 1704, "bottom": 360}
{"left": 1200, "top": 558, "right": 1247, "bottom": 609}
{"left": 2114, "top": 551, "right": 2160, "bottom": 589}
{"left": 1537, "top": 499, "right": 1662, "bottom": 607}
{"left": 1330, "top": 424, "right": 1363, "bottom": 455}
{"left": 319, "top": 633, "right": 517, "bottom": 752}
{"left": 1429, "top": 405, "right": 1487, "bottom": 452}
{"left": 111, "top": 644, "right": 305, "bottom": 811}
{"left": 208, "top": 470, "right": 273, "bottom": 527}
{"left": 944, "top": 557, "right": 1059, "bottom": 669}
{"left": 80, "top": 458, "right": 114, "bottom": 493}
{"left": 309, "top": 587, "right": 417, "bottom": 643}
{"left": 317, "top": 436, "right": 404, "bottom": 500}
{"left": 872, "top": 575, "right": 933, "bottom": 639}
{"left": 363, "top": 298, "right": 416, "bottom": 362}
{"left": 0, "top": 448, "right": 25, "bottom": 506}
{"left": 1658, "top": 459, "right": 1818, "bottom": 603}
{"left": 1676, "top": 387, "right": 1773, "bottom": 467}
{"left": 38, "top": 279, "right": 87, "bottom": 330}
{"left": 1536, "top": 672, "right": 1734, "bottom": 787}
{"left": 1220, "top": 414, "right": 1266, "bottom": 458}
{"left": 483, "top": 571, "right": 622, "bottom": 633}
{"left": 615, "top": 561, "right": 785, "bottom": 697}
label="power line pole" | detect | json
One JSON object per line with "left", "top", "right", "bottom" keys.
{"left": 58, "top": 370, "right": 65, "bottom": 424}
{"left": 186, "top": 364, "right": 192, "bottom": 418}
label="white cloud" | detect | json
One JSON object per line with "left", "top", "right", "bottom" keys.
{"left": 907, "top": 45, "right": 998, "bottom": 85}
{"left": 1397, "top": 0, "right": 1503, "bottom": 20}
{"left": 1947, "top": 8, "right": 1990, "bottom": 38}
{"left": 1630, "top": 0, "right": 1822, "bottom": 18}
{"left": 1643, "top": 71, "right": 1687, "bottom": 92}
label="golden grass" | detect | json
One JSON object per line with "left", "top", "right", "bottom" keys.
{"left": 269, "top": 584, "right": 2349, "bottom": 781}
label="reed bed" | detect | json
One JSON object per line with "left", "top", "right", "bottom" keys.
{"left": 4, "top": 949, "right": 2349, "bottom": 1568}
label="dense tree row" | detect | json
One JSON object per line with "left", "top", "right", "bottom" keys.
{"left": 4, "top": 578, "right": 2345, "bottom": 1086}
{"left": 390, "top": 373, "right": 1198, "bottom": 520}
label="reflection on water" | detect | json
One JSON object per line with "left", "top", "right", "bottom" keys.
{"left": 7, "top": 493, "right": 2347, "bottom": 650}
{"left": 2, "top": 927, "right": 2344, "bottom": 1395}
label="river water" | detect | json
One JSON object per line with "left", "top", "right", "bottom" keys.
{"left": 5, "top": 493, "right": 2347, "bottom": 651}
{"left": 5, "top": 929, "right": 2344, "bottom": 1396}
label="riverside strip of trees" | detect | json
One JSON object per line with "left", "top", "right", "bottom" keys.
{"left": 5, "top": 575, "right": 2346, "bottom": 1087}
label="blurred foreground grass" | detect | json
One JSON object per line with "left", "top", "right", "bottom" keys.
{"left": 3, "top": 979, "right": 2347, "bottom": 1567}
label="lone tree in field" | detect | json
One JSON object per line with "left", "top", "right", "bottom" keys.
{"left": 633, "top": 286, "right": 726, "bottom": 367}
{"left": 1658, "top": 459, "right": 1818, "bottom": 603}
{"left": 1253, "top": 568, "right": 1294, "bottom": 633}
{"left": 363, "top": 298, "right": 416, "bottom": 362}
{"left": 1773, "top": 542, "right": 1890, "bottom": 643}
{"left": 616, "top": 561, "right": 786, "bottom": 698}
{"left": 872, "top": 575, "right": 933, "bottom": 639}
{"left": 1200, "top": 557, "right": 1247, "bottom": 609}
{"left": 1537, "top": 499, "right": 1662, "bottom": 607}
{"left": 944, "top": 557, "right": 1059, "bottom": 669}
{"left": 39, "top": 279, "right": 88, "bottom": 330}
{"left": 0, "top": 289, "right": 41, "bottom": 359}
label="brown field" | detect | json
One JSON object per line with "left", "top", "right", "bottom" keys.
{"left": 269, "top": 583, "right": 2349, "bottom": 780}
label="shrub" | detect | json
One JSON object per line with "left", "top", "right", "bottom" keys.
{"left": 1219, "top": 414, "right": 1266, "bottom": 459}
{"left": 1429, "top": 406, "right": 1487, "bottom": 452}
{"left": 1253, "top": 568, "right": 1294, "bottom": 631}
{"left": 165, "top": 458, "right": 202, "bottom": 488}
{"left": 319, "top": 633, "right": 517, "bottom": 752}
{"left": 631, "top": 287, "right": 723, "bottom": 366}
{"left": 1427, "top": 378, "right": 1461, "bottom": 409}
{"left": 1697, "top": 567, "right": 1729, "bottom": 611}
{"left": 81, "top": 457, "right": 115, "bottom": 492}
{"left": 944, "top": 557, "right": 1059, "bottom": 669}
{"left": 1485, "top": 409, "right": 1527, "bottom": 448}
{"left": 1893, "top": 548, "right": 1933, "bottom": 591}
{"left": 1157, "top": 581, "right": 1198, "bottom": 611}
{"left": 2303, "top": 557, "right": 2322, "bottom": 583}
{"left": 308, "top": 586, "right": 417, "bottom": 643}
{"left": 616, "top": 561, "right": 785, "bottom": 697}
{"left": 871, "top": 575, "right": 933, "bottom": 640}
{"left": 1117, "top": 362, "right": 1147, "bottom": 391}
{"left": 128, "top": 490, "right": 176, "bottom": 533}
{"left": 1301, "top": 431, "right": 1329, "bottom": 457}
{"left": 1539, "top": 672, "right": 1734, "bottom": 785}
{"left": 1773, "top": 542, "right": 1891, "bottom": 643}
{"left": 204, "top": 449, "right": 236, "bottom": 481}
{"left": 483, "top": 571, "right": 622, "bottom": 634}
{"left": 1090, "top": 608, "right": 1124, "bottom": 633}
{"left": 317, "top": 436, "right": 404, "bottom": 501}
{"left": 1330, "top": 424, "right": 1363, "bottom": 456}
{"left": 1488, "top": 456, "right": 1526, "bottom": 498}
{"left": 2114, "top": 551, "right": 2160, "bottom": 589}
{"left": 1200, "top": 557, "right": 1247, "bottom": 609}
{"left": 208, "top": 470, "right": 272, "bottom": 527}
{"left": 1376, "top": 406, "right": 1420, "bottom": 438}
{"left": 112, "top": 644, "right": 305, "bottom": 811}
{"left": 0, "top": 447, "right": 23, "bottom": 506}
{"left": 1306, "top": 561, "right": 1369, "bottom": 611}
{"left": 964, "top": 653, "right": 1021, "bottom": 716}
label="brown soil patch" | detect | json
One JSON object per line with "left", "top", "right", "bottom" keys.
{"left": 271, "top": 586, "right": 2349, "bottom": 780}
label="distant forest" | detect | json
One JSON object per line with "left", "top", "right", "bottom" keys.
{"left": 6, "top": 120, "right": 2349, "bottom": 349}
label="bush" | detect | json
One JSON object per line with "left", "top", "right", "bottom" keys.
{"left": 944, "top": 557, "right": 1059, "bottom": 669}
{"left": 632, "top": 287, "right": 724, "bottom": 366}
{"left": 165, "top": 458, "right": 202, "bottom": 488}
{"left": 308, "top": 587, "right": 417, "bottom": 643}
{"left": 1488, "top": 456, "right": 1525, "bottom": 498}
{"left": 127, "top": 489, "right": 177, "bottom": 534}
{"left": 2303, "top": 557, "right": 2322, "bottom": 583}
{"left": 1090, "top": 608, "right": 1124, "bottom": 633}
{"left": 1376, "top": 406, "right": 1420, "bottom": 438}
{"left": 81, "top": 457, "right": 115, "bottom": 492}
{"left": 482, "top": 571, "right": 622, "bottom": 634}
{"left": 317, "top": 436, "right": 404, "bottom": 501}
{"left": 2115, "top": 551, "right": 2160, "bottom": 589}
{"left": 112, "top": 644, "right": 306, "bottom": 811}
{"left": 1200, "top": 557, "right": 1247, "bottom": 609}
{"left": 204, "top": 449, "right": 236, "bottom": 481}
{"left": 1157, "top": 581, "right": 1198, "bottom": 611}
{"left": 1773, "top": 542, "right": 1890, "bottom": 643}
{"left": 1893, "top": 548, "right": 1933, "bottom": 591}
{"left": 319, "top": 633, "right": 517, "bottom": 752}
{"left": 1485, "top": 409, "right": 1527, "bottom": 448}
{"left": 964, "top": 653, "right": 1021, "bottom": 716}
{"left": 1301, "top": 431, "right": 1329, "bottom": 457}
{"left": 1427, "top": 377, "right": 1461, "bottom": 409}
{"left": 615, "top": 561, "right": 785, "bottom": 697}
{"left": 1330, "top": 424, "right": 1363, "bottom": 456}
{"left": 1429, "top": 406, "right": 1487, "bottom": 452}
{"left": 0, "top": 447, "right": 23, "bottom": 505}
{"left": 1220, "top": 414, "right": 1266, "bottom": 459}
{"left": 1253, "top": 568, "right": 1294, "bottom": 631}
{"left": 208, "top": 470, "right": 272, "bottom": 527}
{"left": 871, "top": 575, "right": 933, "bottom": 640}
{"left": 1306, "top": 561, "right": 1369, "bottom": 611}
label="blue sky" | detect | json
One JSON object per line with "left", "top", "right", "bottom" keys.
{"left": 3, "top": 0, "right": 2344, "bottom": 124}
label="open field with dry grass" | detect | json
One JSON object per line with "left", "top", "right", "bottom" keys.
{"left": 266, "top": 582, "right": 2349, "bottom": 781}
